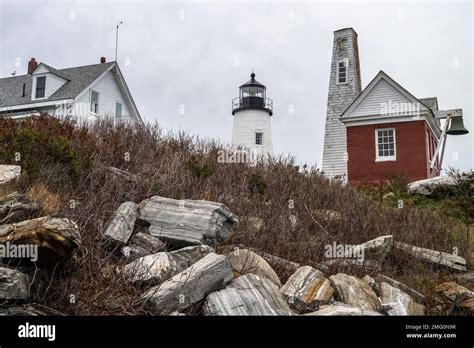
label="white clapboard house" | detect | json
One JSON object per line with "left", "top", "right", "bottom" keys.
{"left": 0, "top": 57, "right": 142, "bottom": 123}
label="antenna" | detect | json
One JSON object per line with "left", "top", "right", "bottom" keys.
{"left": 115, "top": 20, "right": 123, "bottom": 62}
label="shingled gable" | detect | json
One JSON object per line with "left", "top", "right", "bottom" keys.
{"left": 0, "top": 61, "right": 142, "bottom": 122}
{"left": 340, "top": 70, "right": 441, "bottom": 138}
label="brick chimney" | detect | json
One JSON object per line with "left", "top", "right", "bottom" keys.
{"left": 27, "top": 58, "right": 38, "bottom": 75}
{"left": 100, "top": 57, "right": 106, "bottom": 64}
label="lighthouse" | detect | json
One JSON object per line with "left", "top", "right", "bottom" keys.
{"left": 231, "top": 72, "right": 274, "bottom": 157}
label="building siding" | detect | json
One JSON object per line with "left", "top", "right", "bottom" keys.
{"left": 322, "top": 28, "right": 362, "bottom": 179}
{"left": 31, "top": 73, "right": 67, "bottom": 100}
{"left": 231, "top": 109, "right": 273, "bottom": 155}
{"left": 75, "top": 70, "right": 131, "bottom": 118}
{"left": 347, "top": 120, "right": 433, "bottom": 185}
{"left": 351, "top": 79, "right": 414, "bottom": 117}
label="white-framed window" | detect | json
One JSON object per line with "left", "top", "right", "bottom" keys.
{"left": 255, "top": 132, "right": 263, "bottom": 145}
{"left": 336, "top": 59, "right": 348, "bottom": 85}
{"left": 115, "top": 101, "right": 123, "bottom": 117}
{"left": 90, "top": 90, "right": 99, "bottom": 114}
{"left": 35, "top": 76, "right": 46, "bottom": 99}
{"left": 375, "top": 128, "right": 396, "bottom": 161}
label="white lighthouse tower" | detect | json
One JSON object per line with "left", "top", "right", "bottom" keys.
{"left": 231, "top": 72, "right": 274, "bottom": 157}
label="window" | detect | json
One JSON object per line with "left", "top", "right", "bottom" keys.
{"left": 90, "top": 90, "right": 99, "bottom": 114}
{"left": 336, "top": 59, "right": 348, "bottom": 84}
{"left": 375, "top": 128, "right": 396, "bottom": 161}
{"left": 115, "top": 102, "right": 123, "bottom": 117}
{"left": 255, "top": 132, "right": 263, "bottom": 145}
{"left": 35, "top": 76, "right": 46, "bottom": 99}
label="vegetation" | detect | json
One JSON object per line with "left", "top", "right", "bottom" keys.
{"left": 0, "top": 115, "right": 471, "bottom": 315}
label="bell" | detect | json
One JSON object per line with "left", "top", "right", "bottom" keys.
{"left": 446, "top": 116, "right": 469, "bottom": 135}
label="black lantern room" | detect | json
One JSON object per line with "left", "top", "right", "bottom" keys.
{"left": 232, "top": 72, "right": 273, "bottom": 116}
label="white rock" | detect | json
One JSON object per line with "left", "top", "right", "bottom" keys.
{"left": 102, "top": 202, "right": 138, "bottom": 249}
{"left": 408, "top": 175, "right": 456, "bottom": 195}
{"left": 329, "top": 273, "right": 382, "bottom": 312}
{"left": 394, "top": 242, "right": 467, "bottom": 272}
{"left": 0, "top": 165, "right": 21, "bottom": 185}
{"left": 0, "top": 266, "right": 29, "bottom": 300}
{"left": 121, "top": 245, "right": 213, "bottom": 285}
{"left": 382, "top": 301, "right": 408, "bottom": 315}
{"left": 226, "top": 248, "right": 281, "bottom": 287}
{"left": 203, "top": 273, "right": 294, "bottom": 316}
{"left": 280, "top": 266, "right": 334, "bottom": 310}
{"left": 141, "top": 253, "right": 232, "bottom": 313}
{"left": 306, "top": 303, "right": 382, "bottom": 316}
{"left": 138, "top": 196, "right": 238, "bottom": 248}
{"left": 380, "top": 282, "right": 425, "bottom": 315}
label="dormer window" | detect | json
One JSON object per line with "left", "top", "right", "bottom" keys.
{"left": 35, "top": 76, "right": 46, "bottom": 98}
{"left": 337, "top": 59, "right": 348, "bottom": 84}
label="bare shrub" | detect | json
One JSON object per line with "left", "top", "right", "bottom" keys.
{"left": 0, "top": 115, "right": 470, "bottom": 315}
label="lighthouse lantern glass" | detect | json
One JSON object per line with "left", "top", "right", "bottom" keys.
{"left": 241, "top": 86, "right": 265, "bottom": 99}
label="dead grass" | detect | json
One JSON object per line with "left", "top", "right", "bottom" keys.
{"left": 0, "top": 115, "right": 471, "bottom": 315}
{"left": 25, "top": 183, "right": 61, "bottom": 215}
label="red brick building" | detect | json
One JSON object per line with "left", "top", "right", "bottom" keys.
{"left": 340, "top": 71, "right": 442, "bottom": 185}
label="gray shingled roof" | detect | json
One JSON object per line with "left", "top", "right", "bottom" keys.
{"left": 0, "top": 61, "right": 115, "bottom": 108}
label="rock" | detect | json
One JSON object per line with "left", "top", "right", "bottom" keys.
{"left": 138, "top": 196, "right": 238, "bottom": 248}
{"left": 0, "top": 216, "right": 81, "bottom": 267}
{"left": 362, "top": 275, "right": 380, "bottom": 296}
{"left": 241, "top": 216, "right": 264, "bottom": 232}
{"left": 0, "top": 304, "right": 53, "bottom": 316}
{"left": 0, "top": 195, "right": 40, "bottom": 224}
{"left": 360, "top": 235, "right": 393, "bottom": 261}
{"left": 456, "top": 272, "right": 474, "bottom": 288}
{"left": 141, "top": 253, "right": 232, "bottom": 313}
{"left": 121, "top": 245, "right": 214, "bottom": 286}
{"left": 408, "top": 175, "right": 456, "bottom": 195}
{"left": 380, "top": 282, "right": 425, "bottom": 315}
{"left": 435, "top": 281, "right": 473, "bottom": 302}
{"left": 249, "top": 249, "right": 304, "bottom": 272}
{"left": 203, "top": 273, "right": 294, "bottom": 316}
{"left": 313, "top": 209, "right": 344, "bottom": 222}
{"left": 322, "top": 236, "right": 392, "bottom": 272}
{"left": 280, "top": 266, "right": 334, "bottom": 311}
{"left": 226, "top": 248, "right": 281, "bottom": 287}
{"left": 107, "top": 167, "right": 139, "bottom": 183}
{"left": 121, "top": 232, "right": 165, "bottom": 259}
{"left": 0, "top": 266, "right": 29, "bottom": 301}
{"left": 102, "top": 202, "right": 138, "bottom": 249}
{"left": 305, "top": 303, "right": 382, "bottom": 316}
{"left": 0, "top": 165, "right": 21, "bottom": 185}
{"left": 394, "top": 242, "right": 466, "bottom": 272}
{"left": 434, "top": 281, "right": 474, "bottom": 315}
{"left": 382, "top": 301, "right": 408, "bottom": 315}
{"left": 376, "top": 274, "right": 425, "bottom": 304}
{"left": 322, "top": 258, "right": 381, "bottom": 273}
{"left": 329, "top": 273, "right": 382, "bottom": 312}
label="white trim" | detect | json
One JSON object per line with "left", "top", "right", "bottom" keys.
{"left": 336, "top": 58, "right": 349, "bottom": 85}
{"left": 375, "top": 127, "right": 396, "bottom": 162}
{"left": 90, "top": 89, "right": 100, "bottom": 114}
{"left": 341, "top": 71, "right": 430, "bottom": 118}
{"left": 32, "top": 75, "right": 47, "bottom": 100}
{"left": 112, "top": 65, "right": 143, "bottom": 123}
{"left": 341, "top": 112, "right": 441, "bottom": 139}
{"left": 115, "top": 100, "right": 123, "bottom": 117}
{"left": 0, "top": 99, "right": 74, "bottom": 112}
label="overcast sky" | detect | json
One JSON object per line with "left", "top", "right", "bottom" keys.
{"left": 1, "top": 0, "right": 473, "bottom": 170}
